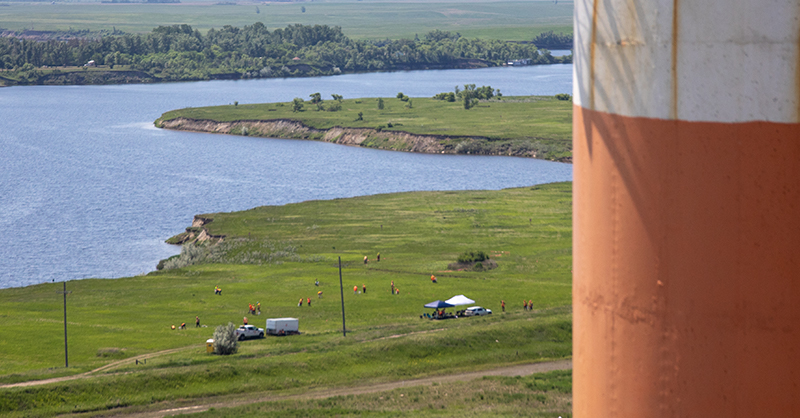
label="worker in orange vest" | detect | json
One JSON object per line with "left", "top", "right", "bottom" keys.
{"left": 354, "top": 285, "right": 358, "bottom": 294}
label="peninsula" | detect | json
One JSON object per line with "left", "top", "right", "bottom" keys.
{"left": 156, "top": 93, "right": 573, "bottom": 161}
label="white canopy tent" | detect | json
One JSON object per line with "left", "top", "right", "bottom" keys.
{"left": 445, "top": 295, "right": 475, "bottom": 306}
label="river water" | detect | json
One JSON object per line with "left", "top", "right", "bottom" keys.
{"left": 0, "top": 65, "right": 573, "bottom": 289}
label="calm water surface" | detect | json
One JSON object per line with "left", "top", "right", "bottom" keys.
{"left": 0, "top": 65, "right": 572, "bottom": 289}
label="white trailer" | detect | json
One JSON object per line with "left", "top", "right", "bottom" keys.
{"left": 266, "top": 317, "right": 299, "bottom": 336}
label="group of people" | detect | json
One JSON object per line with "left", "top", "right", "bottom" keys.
{"left": 499, "top": 299, "right": 534, "bottom": 312}
{"left": 214, "top": 286, "right": 222, "bottom": 295}
{"left": 363, "top": 253, "right": 381, "bottom": 265}
{"left": 353, "top": 284, "right": 367, "bottom": 294}
{"left": 248, "top": 302, "right": 261, "bottom": 315}
{"left": 390, "top": 280, "right": 400, "bottom": 295}
{"left": 298, "top": 297, "right": 313, "bottom": 307}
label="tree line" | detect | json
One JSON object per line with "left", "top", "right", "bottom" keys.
{"left": 0, "top": 23, "right": 571, "bottom": 84}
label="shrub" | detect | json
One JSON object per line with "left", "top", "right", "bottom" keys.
{"left": 213, "top": 322, "right": 239, "bottom": 355}
{"left": 457, "top": 250, "right": 488, "bottom": 264}
{"left": 555, "top": 93, "right": 571, "bottom": 101}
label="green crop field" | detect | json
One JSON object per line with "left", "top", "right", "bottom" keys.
{"left": 0, "top": 1, "right": 573, "bottom": 40}
{"left": 0, "top": 183, "right": 573, "bottom": 417}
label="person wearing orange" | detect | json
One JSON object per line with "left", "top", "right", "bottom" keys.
{"left": 298, "top": 298, "right": 303, "bottom": 307}
{"left": 362, "top": 284, "right": 367, "bottom": 294}
{"left": 318, "top": 290, "right": 323, "bottom": 298}
{"left": 243, "top": 317, "right": 248, "bottom": 325}
{"left": 307, "top": 297, "right": 311, "bottom": 306}
{"left": 431, "top": 275, "right": 437, "bottom": 283}
{"left": 354, "top": 285, "right": 358, "bottom": 294}
{"left": 501, "top": 300, "right": 505, "bottom": 312}
{"left": 528, "top": 300, "right": 533, "bottom": 311}
{"left": 523, "top": 300, "right": 528, "bottom": 311}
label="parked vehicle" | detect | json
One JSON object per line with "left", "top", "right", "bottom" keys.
{"left": 235, "top": 324, "right": 264, "bottom": 340}
{"left": 266, "top": 318, "right": 299, "bottom": 335}
{"left": 463, "top": 306, "right": 492, "bottom": 316}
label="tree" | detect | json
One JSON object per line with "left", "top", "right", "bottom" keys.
{"left": 377, "top": 97, "right": 384, "bottom": 110}
{"left": 292, "top": 97, "right": 304, "bottom": 112}
{"left": 309, "top": 92, "right": 322, "bottom": 104}
{"left": 356, "top": 111, "right": 363, "bottom": 121}
{"left": 331, "top": 94, "right": 343, "bottom": 103}
{"left": 212, "top": 322, "right": 239, "bottom": 355}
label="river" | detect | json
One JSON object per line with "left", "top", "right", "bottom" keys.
{"left": 0, "top": 64, "right": 573, "bottom": 289}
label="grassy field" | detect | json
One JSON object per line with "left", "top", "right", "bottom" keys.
{"left": 177, "top": 369, "right": 573, "bottom": 417}
{"left": 157, "top": 95, "right": 574, "bottom": 159}
{"left": 0, "top": 183, "right": 572, "bottom": 416}
{"left": 0, "top": 1, "right": 573, "bottom": 40}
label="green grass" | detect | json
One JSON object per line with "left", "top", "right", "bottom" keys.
{"left": 176, "top": 370, "right": 573, "bottom": 417}
{"left": 159, "top": 96, "right": 572, "bottom": 142}
{"left": 0, "top": 1, "right": 573, "bottom": 40}
{"left": 157, "top": 96, "right": 574, "bottom": 159}
{"left": 0, "top": 183, "right": 572, "bottom": 416}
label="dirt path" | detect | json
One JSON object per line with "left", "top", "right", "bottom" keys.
{"left": 101, "top": 360, "right": 572, "bottom": 418}
{"left": 0, "top": 346, "right": 194, "bottom": 389}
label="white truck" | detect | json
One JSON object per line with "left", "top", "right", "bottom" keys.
{"left": 266, "top": 317, "right": 299, "bottom": 336}
{"left": 235, "top": 324, "right": 265, "bottom": 340}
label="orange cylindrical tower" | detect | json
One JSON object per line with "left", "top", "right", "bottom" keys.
{"left": 573, "top": 1, "right": 800, "bottom": 417}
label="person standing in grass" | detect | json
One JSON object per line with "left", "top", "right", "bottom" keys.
{"left": 318, "top": 290, "right": 323, "bottom": 298}
{"left": 354, "top": 285, "right": 358, "bottom": 294}
{"left": 523, "top": 300, "right": 528, "bottom": 311}
{"left": 364, "top": 256, "right": 368, "bottom": 265}
{"left": 243, "top": 317, "right": 248, "bottom": 325}
{"left": 501, "top": 300, "right": 505, "bottom": 312}
{"left": 377, "top": 252, "right": 381, "bottom": 262}
{"left": 363, "top": 284, "right": 367, "bottom": 294}
{"left": 307, "top": 297, "right": 311, "bottom": 306}
{"left": 528, "top": 300, "right": 533, "bottom": 311}
{"left": 195, "top": 316, "right": 200, "bottom": 327}
{"left": 298, "top": 298, "right": 303, "bottom": 307}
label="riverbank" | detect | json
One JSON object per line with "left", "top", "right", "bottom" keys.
{"left": 0, "top": 184, "right": 572, "bottom": 417}
{"left": 156, "top": 95, "right": 573, "bottom": 161}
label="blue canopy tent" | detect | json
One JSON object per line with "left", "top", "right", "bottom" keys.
{"left": 424, "top": 300, "right": 455, "bottom": 309}
{"left": 423, "top": 300, "right": 455, "bottom": 319}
